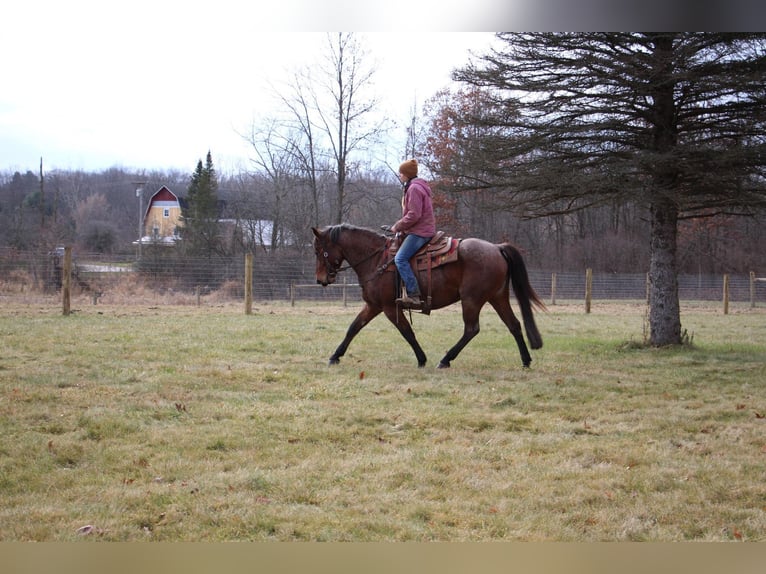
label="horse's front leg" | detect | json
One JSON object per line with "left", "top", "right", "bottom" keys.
{"left": 382, "top": 305, "right": 428, "bottom": 367}
{"left": 328, "top": 304, "right": 381, "bottom": 365}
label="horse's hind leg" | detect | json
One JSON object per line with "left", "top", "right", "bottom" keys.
{"left": 490, "top": 296, "right": 532, "bottom": 368}
{"left": 382, "top": 305, "right": 428, "bottom": 367}
{"left": 437, "top": 302, "right": 482, "bottom": 369}
{"left": 329, "top": 304, "right": 381, "bottom": 365}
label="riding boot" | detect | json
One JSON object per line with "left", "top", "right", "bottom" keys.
{"left": 397, "top": 287, "right": 422, "bottom": 308}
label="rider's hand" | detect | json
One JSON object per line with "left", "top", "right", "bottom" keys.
{"left": 380, "top": 225, "right": 393, "bottom": 232}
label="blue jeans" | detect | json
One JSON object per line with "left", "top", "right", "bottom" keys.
{"left": 394, "top": 233, "right": 430, "bottom": 295}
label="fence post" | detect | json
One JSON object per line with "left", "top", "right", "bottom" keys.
{"left": 645, "top": 272, "right": 650, "bottom": 305}
{"left": 62, "top": 246, "right": 72, "bottom": 316}
{"left": 342, "top": 276, "right": 348, "bottom": 307}
{"left": 750, "top": 271, "right": 756, "bottom": 309}
{"left": 244, "top": 252, "right": 253, "bottom": 315}
{"left": 585, "top": 268, "right": 592, "bottom": 313}
{"left": 723, "top": 274, "right": 730, "bottom": 315}
{"left": 551, "top": 272, "right": 557, "bottom": 306}
{"left": 290, "top": 282, "right": 295, "bottom": 307}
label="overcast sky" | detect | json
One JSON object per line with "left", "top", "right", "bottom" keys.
{"left": 4, "top": 1, "right": 752, "bottom": 176}
{"left": 1, "top": 2, "right": 508, "bottom": 175}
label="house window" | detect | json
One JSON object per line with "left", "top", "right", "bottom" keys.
{"left": 163, "top": 208, "right": 170, "bottom": 218}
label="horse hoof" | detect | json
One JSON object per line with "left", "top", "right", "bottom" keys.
{"left": 418, "top": 362, "right": 427, "bottom": 369}
{"left": 437, "top": 361, "right": 450, "bottom": 369}
{"left": 328, "top": 358, "right": 340, "bottom": 366}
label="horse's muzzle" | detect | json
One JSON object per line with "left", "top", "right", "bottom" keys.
{"left": 317, "top": 273, "right": 336, "bottom": 287}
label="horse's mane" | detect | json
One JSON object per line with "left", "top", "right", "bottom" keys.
{"left": 328, "top": 223, "right": 383, "bottom": 244}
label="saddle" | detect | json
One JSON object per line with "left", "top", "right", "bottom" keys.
{"left": 385, "top": 231, "right": 460, "bottom": 273}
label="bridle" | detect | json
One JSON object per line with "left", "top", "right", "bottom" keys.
{"left": 316, "top": 243, "right": 345, "bottom": 283}
{"left": 315, "top": 236, "right": 388, "bottom": 285}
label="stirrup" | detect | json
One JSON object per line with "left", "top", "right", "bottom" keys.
{"left": 398, "top": 297, "right": 422, "bottom": 307}
{"left": 397, "top": 292, "right": 423, "bottom": 308}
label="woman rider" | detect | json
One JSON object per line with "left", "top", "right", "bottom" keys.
{"left": 389, "top": 159, "right": 435, "bottom": 307}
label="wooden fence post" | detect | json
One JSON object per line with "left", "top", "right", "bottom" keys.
{"left": 585, "top": 268, "right": 592, "bottom": 314}
{"left": 723, "top": 274, "right": 730, "bottom": 315}
{"left": 645, "top": 272, "right": 651, "bottom": 305}
{"left": 551, "top": 272, "right": 557, "bottom": 306}
{"left": 62, "top": 246, "right": 72, "bottom": 316}
{"left": 750, "top": 271, "right": 756, "bottom": 309}
{"left": 244, "top": 252, "right": 253, "bottom": 315}
{"left": 290, "top": 283, "right": 295, "bottom": 307}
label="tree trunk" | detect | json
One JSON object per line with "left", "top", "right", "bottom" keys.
{"left": 648, "top": 197, "right": 682, "bottom": 345}
{"left": 334, "top": 156, "right": 346, "bottom": 225}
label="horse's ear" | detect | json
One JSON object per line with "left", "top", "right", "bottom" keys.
{"left": 311, "top": 227, "right": 320, "bottom": 238}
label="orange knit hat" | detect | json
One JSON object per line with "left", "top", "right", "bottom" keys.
{"left": 398, "top": 159, "right": 418, "bottom": 179}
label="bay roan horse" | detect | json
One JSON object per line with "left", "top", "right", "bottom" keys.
{"left": 312, "top": 224, "right": 546, "bottom": 369}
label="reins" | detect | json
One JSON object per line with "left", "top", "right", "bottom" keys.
{"left": 336, "top": 246, "right": 388, "bottom": 284}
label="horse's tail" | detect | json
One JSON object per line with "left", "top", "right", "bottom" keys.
{"left": 500, "top": 243, "right": 546, "bottom": 350}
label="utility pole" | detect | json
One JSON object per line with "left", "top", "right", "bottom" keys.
{"left": 40, "top": 157, "right": 45, "bottom": 231}
{"left": 133, "top": 182, "right": 147, "bottom": 259}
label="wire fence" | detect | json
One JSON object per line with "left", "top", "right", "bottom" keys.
{"left": 1, "top": 247, "right": 765, "bottom": 308}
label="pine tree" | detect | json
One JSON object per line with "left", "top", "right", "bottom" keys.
{"left": 445, "top": 33, "right": 766, "bottom": 346}
{"left": 181, "top": 151, "right": 220, "bottom": 257}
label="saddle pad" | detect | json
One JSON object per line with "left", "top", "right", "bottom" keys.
{"left": 413, "top": 238, "right": 460, "bottom": 271}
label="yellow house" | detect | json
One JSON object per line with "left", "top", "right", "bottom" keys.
{"left": 141, "top": 185, "right": 184, "bottom": 244}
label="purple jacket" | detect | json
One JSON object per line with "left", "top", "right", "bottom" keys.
{"left": 391, "top": 178, "right": 436, "bottom": 238}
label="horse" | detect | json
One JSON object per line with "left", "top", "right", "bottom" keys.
{"left": 311, "top": 224, "right": 546, "bottom": 369}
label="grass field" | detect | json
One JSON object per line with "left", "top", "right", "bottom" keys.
{"left": 1, "top": 298, "right": 764, "bottom": 541}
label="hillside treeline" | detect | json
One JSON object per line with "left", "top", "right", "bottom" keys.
{"left": 4, "top": 33, "right": 766, "bottom": 278}
{"left": 1, "top": 164, "right": 764, "bottom": 274}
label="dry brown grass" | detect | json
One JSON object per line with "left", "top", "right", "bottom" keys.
{"left": 0, "top": 299, "right": 764, "bottom": 541}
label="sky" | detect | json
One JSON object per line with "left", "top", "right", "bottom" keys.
{"left": 4, "top": 1, "right": 754, "bottom": 176}
{"left": 1, "top": 2, "right": 510, "bottom": 175}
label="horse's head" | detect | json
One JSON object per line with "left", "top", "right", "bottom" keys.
{"left": 312, "top": 226, "right": 344, "bottom": 286}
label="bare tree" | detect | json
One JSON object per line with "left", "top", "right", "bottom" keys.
{"left": 402, "top": 98, "right": 425, "bottom": 161}
{"left": 322, "top": 33, "right": 383, "bottom": 223}
{"left": 264, "top": 69, "right": 325, "bottom": 229}
{"left": 239, "top": 33, "right": 391, "bottom": 236}
{"left": 283, "top": 33, "right": 388, "bottom": 224}
{"left": 242, "top": 119, "right": 304, "bottom": 253}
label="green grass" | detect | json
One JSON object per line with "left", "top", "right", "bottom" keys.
{"left": 0, "top": 300, "right": 764, "bottom": 541}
